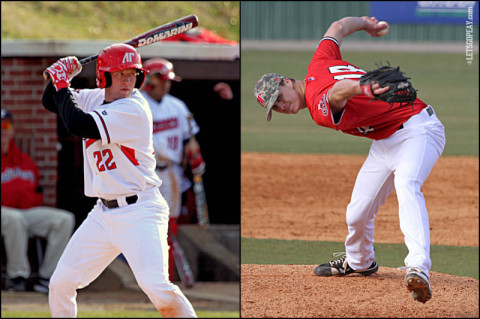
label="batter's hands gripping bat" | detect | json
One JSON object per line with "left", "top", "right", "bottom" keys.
{"left": 43, "top": 14, "right": 199, "bottom": 80}
{"left": 187, "top": 114, "right": 209, "bottom": 229}
{"left": 169, "top": 228, "right": 195, "bottom": 288}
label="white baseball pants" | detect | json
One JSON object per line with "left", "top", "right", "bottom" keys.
{"left": 345, "top": 106, "right": 445, "bottom": 278}
{"left": 48, "top": 187, "right": 196, "bottom": 318}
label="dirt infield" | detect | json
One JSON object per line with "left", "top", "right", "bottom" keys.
{"left": 242, "top": 265, "right": 478, "bottom": 318}
{"left": 241, "top": 152, "right": 479, "bottom": 318}
{"left": 241, "top": 153, "right": 478, "bottom": 246}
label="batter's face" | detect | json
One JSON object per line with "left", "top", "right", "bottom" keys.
{"left": 146, "top": 73, "right": 171, "bottom": 102}
{"left": 105, "top": 68, "right": 138, "bottom": 101}
{"left": 272, "top": 79, "right": 303, "bottom": 115}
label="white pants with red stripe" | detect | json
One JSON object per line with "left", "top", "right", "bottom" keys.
{"left": 345, "top": 106, "right": 445, "bottom": 278}
{"left": 48, "top": 187, "right": 196, "bottom": 318}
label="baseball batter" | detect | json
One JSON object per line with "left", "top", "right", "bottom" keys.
{"left": 254, "top": 16, "right": 445, "bottom": 303}
{"left": 41, "top": 44, "right": 196, "bottom": 317}
{"left": 139, "top": 58, "right": 205, "bottom": 283}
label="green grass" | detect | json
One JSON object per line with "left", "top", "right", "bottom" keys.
{"left": 241, "top": 238, "right": 479, "bottom": 280}
{"left": 1, "top": 1, "right": 239, "bottom": 42}
{"left": 0, "top": 310, "right": 239, "bottom": 318}
{"left": 242, "top": 50, "right": 479, "bottom": 156}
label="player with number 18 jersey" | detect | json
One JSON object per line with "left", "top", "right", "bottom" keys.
{"left": 254, "top": 16, "right": 446, "bottom": 304}
{"left": 305, "top": 37, "right": 428, "bottom": 140}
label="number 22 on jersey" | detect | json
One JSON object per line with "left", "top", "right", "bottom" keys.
{"left": 85, "top": 138, "right": 140, "bottom": 172}
{"left": 93, "top": 149, "right": 117, "bottom": 171}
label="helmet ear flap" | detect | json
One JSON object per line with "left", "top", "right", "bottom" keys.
{"left": 96, "top": 71, "right": 112, "bottom": 89}
{"left": 104, "top": 72, "right": 112, "bottom": 88}
{"left": 135, "top": 70, "right": 146, "bottom": 89}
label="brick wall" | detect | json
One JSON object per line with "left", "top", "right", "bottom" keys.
{"left": 1, "top": 57, "right": 59, "bottom": 206}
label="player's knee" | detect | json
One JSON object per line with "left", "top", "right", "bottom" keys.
{"left": 49, "top": 265, "right": 78, "bottom": 292}
{"left": 346, "top": 200, "right": 373, "bottom": 226}
{"left": 52, "top": 211, "right": 76, "bottom": 232}
{"left": 346, "top": 212, "right": 366, "bottom": 228}
{"left": 60, "top": 211, "right": 75, "bottom": 231}
{"left": 136, "top": 273, "right": 172, "bottom": 295}
{"left": 2, "top": 211, "right": 28, "bottom": 232}
{"left": 49, "top": 269, "right": 66, "bottom": 291}
{"left": 394, "top": 174, "right": 422, "bottom": 194}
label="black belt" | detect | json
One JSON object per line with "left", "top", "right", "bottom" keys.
{"left": 398, "top": 106, "right": 434, "bottom": 131}
{"left": 101, "top": 195, "right": 138, "bottom": 209}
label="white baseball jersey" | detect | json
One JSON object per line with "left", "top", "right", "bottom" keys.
{"left": 141, "top": 92, "right": 199, "bottom": 166}
{"left": 70, "top": 88, "right": 161, "bottom": 200}
{"left": 141, "top": 92, "right": 199, "bottom": 218}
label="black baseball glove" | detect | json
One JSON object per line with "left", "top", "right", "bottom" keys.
{"left": 360, "top": 65, "right": 417, "bottom": 106}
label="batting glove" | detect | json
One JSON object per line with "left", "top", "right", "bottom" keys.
{"left": 45, "top": 56, "right": 82, "bottom": 91}
{"left": 186, "top": 141, "right": 206, "bottom": 175}
{"left": 189, "top": 154, "right": 206, "bottom": 175}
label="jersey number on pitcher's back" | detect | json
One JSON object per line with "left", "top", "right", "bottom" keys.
{"left": 329, "top": 65, "right": 365, "bottom": 80}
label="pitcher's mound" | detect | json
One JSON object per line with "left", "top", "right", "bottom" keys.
{"left": 241, "top": 264, "right": 479, "bottom": 318}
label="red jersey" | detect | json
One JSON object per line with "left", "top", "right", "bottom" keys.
{"left": 305, "top": 37, "right": 427, "bottom": 140}
{"left": 1, "top": 139, "right": 43, "bottom": 209}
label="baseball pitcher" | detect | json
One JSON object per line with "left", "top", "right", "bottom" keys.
{"left": 42, "top": 44, "right": 196, "bottom": 317}
{"left": 254, "top": 16, "right": 445, "bottom": 304}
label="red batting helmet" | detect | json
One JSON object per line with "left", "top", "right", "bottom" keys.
{"left": 96, "top": 43, "right": 146, "bottom": 89}
{"left": 143, "top": 58, "right": 182, "bottom": 87}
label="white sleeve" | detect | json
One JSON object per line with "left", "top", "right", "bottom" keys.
{"left": 69, "top": 88, "right": 105, "bottom": 112}
{"left": 89, "top": 99, "right": 147, "bottom": 146}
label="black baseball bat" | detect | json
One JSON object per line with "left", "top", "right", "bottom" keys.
{"left": 43, "top": 14, "right": 198, "bottom": 79}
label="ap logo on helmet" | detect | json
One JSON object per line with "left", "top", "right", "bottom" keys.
{"left": 122, "top": 52, "right": 135, "bottom": 64}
